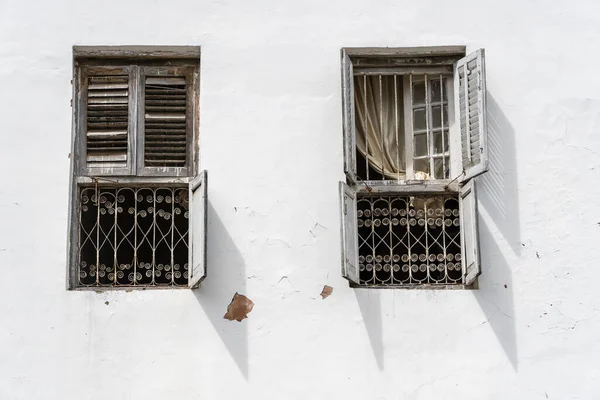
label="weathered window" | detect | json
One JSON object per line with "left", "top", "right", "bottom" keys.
{"left": 340, "top": 47, "right": 487, "bottom": 287}
{"left": 67, "top": 46, "right": 207, "bottom": 289}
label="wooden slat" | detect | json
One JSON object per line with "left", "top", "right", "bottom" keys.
{"left": 144, "top": 75, "right": 188, "bottom": 168}
{"left": 86, "top": 75, "right": 129, "bottom": 169}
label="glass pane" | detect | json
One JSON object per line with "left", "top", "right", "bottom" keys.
{"left": 431, "top": 105, "right": 449, "bottom": 129}
{"left": 414, "top": 158, "right": 430, "bottom": 178}
{"left": 433, "top": 131, "right": 444, "bottom": 154}
{"left": 413, "top": 81, "right": 425, "bottom": 105}
{"left": 413, "top": 108, "right": 426, "bottom": 131}
{"left": 414, "top": 133, "right": 428, "bottom": 157}
{"left": 432, "top": 130, "right": 449, "bottom": 155}
{"left": 433, "top": 157, "right": 445, "bottom": 179}
{"left": 430, "top": 78, "right": 447, "bottom": 103}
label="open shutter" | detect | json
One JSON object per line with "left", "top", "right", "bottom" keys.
{"left": 341, "top": 49, "right": 357, "bottom": 184}
{"left": 454, "top": 49, "right": 488, "bottom": 182}
{"left": 82, "top": 66, "right": 134, "bottom": 175}
{"left": 339, "top": 181, "right": 359, "bottom": 284}
{"left": 139, "top": 66, "right": 195, "bottom": 177}
{"left": 189, "top": 170, "right": 208, "bottom": 288}
{"left": 459, "top": 179, "right": 481, "bottom": 285}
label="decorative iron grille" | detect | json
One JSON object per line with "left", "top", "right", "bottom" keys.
{"left": 78, "top": 186, "right": 189, "bottom": 287}
{"left": 357, "top": 194, "right": 463, "bottom": 286}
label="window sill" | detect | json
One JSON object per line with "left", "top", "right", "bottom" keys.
{"left": 349, "top": 282, "right": 478, "bottom": 290}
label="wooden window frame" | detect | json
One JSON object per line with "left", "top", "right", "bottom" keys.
{"left": 340, "top": 46, "right": 487, "bottom": 289}
{"left": 66, "top": 46, "right": 205, "bottom": 290}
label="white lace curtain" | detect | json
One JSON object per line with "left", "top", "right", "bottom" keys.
{"left": 354, "top": 75, "right": 406, "bottom": 179}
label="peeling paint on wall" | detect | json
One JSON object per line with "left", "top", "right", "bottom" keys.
{"left": 320, "top": 285, "right": 333, "bottom": 299}
{"left": 223, "top": 293, "right": 254, "bottom": 322}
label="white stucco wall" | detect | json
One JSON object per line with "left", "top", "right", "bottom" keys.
{"left": 1, "top": 0, "right": 600, "bottom": 399}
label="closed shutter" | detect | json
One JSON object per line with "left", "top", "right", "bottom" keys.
{"left": 455, "top": 49, "right": 489, "bottom": 182}
{"left": 339, "top": 181, "right": 360, "bottom": 284}
{"left": 139, "top": 66, "right": 195, "bottom": 176}
{"left": 82, "top": 66, "right": 134, "bottom": 175}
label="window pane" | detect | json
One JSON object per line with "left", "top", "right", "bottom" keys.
{"left": 413, "top": 81, "right": 426, "bottom": 105}
{"left": 431, "top": 105, "right": 449, "bottom": 129}
{"left": 429, "top": 78, "right": 447, "bottom": 103}
{"left": 433, "top": 157, "right": 449, "bottom": 179}
{"left": 433, "top": 130, "right": 449, "bottom": 154}
{"left": 414, "top": 133, "right": 428, "bottom": 157}
{"left": 413, "top": 108, "right": 426, "bottom": 131}
{"left": 414, "top": 158, "right": 430, "bottom": 177}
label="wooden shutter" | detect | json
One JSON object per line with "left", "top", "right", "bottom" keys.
{"left": 341, "top": 49, "right": 357, "bottom": 184}
{"left": 82, "top": 66, "right": 134, "bottom": 175}
{"left": 339, "top": 181, "right": 359, "bottom": 284}
{"left": 189, "top": 170, "right": 208, "bottom": 288}
{"left": 459, "top": 178, "right": 481, "bottom": 285}
{"left": 139, "top": 66, "right": 195, "bottom": 177}
{"left": 455, "top": 49, "right": 488, "bottom": 182}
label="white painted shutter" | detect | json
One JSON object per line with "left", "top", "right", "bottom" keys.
{"left": 455, "top": 49, "right": 489, "bottom": 182}
{"left": 339, "top": 181, "right": 359, "bottom": 284}
{"left": 189, "top": 170, "right": 207, "bottom": 288}
{"left": 341, "top": 49, "right": 357, "bottom": 184}
{"left": 459, "top": 178, "right": 481, "bottom": 285}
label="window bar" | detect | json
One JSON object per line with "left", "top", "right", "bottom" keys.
{"left": 440, "top": 75, "right": 446, "bottom": 179}
{"left": 95, "top": 184, "right": 100, "bottom": 286}
{"left": 113, "top": 188, "right": 118, "bottom": 285}
{"left": 170, "top": 188, "right": 175, "bottom": 285}
{"left": 379, "top": 75, "right": 385, "bottom": 178}
{"left": 442, "top": 197, "right": 448, "bottom": 283}
{"left": 152, "top": 189, "right": 156, "bottom": 285}
{"left": 363, "top": 75, "right": 369, "bottom": 181}
{"left": 406, "top": 200, "right": 413, "bottom": 284}
{"left": 424, "top": 201, "right": 431, "bottom": 283}
{"left": 394, "top": 75, "right": 400, "bottom": 181}
{"left": 388, "top": 199, "right": 394, "bottom": 284}
{"left": 370, "top": 198, "right": 376, "bottom": 283}
{"left": 133, "top": 188, "right": 138, "bottom": 285}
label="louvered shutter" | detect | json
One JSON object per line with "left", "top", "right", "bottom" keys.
{"left": 139, "top": 66, "right": 195, "bottom": 177}
{"left": 459, "top": 179, "right": 481, "bottom": 285}
{"left": 341, "top": 49, "right": 357, "bottom": 184}
{"left": 339, "top": 181, "right": 359, "bottom": 284}
{"left": 455, "top": 49, "right": 489, "bottom": 182}
{"left": 189, "top": 170, "right": 208, "bottom": 288}
{"left": 82, "top": 66, "right": 134, "bottom": 175}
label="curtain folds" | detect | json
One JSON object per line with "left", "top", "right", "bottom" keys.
{"left": 354, "top": 75, "right": 406, "bottom": 180}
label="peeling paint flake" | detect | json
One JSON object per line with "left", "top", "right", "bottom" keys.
{"left": 320, "top": 285, "right": 333, "bottom": 299}
{"left": 224, "top": 292, "right": 254, "bottom": 322}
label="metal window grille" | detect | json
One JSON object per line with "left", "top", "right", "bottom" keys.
{"left": 357, "top": 193, "right": 463, "bottom": 286}
{"left": 78, "top": 186, "right": 189, "bottom": 287}
{"left": 354, "top": 74, "right": 451, "bottom": 181}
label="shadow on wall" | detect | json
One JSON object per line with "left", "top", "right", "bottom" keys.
{"left": 475, "top": 217, "right": 518, "bottom": 370}
{"left": 193, "top": 202, "right": 249, "bottom": 380}
{"left": 353, "top": 92, "right": 521, "bottom": 372}
{"left": 478, "top": 93, "right": 522, "bottom": 256}
{"left": 474, "top": 91, "right": 520, "bottom": 371}
{"left": 355, "top": 289, "right": 384, "bottom": 370}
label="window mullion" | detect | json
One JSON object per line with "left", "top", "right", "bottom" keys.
{"left": 403, "top": 74, "right": 414, "bottom": 180}
{"left": 131, "top": 64, "right": 142, "bottom": 176}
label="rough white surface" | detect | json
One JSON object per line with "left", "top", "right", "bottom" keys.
{"left": 1, "top": 0, "right": 600, "bottom": 399}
